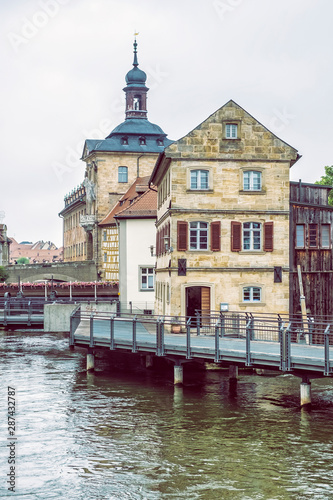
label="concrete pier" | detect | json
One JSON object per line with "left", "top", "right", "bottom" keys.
{"left": 145, "top": 354, "right": 154, "bottom": 369}
{"left": 87, "top": 349, "right": 95, "bottom": 371}
{"left": 229, "top": 365, "right": 238, "bottom": 380}
{"left": 300, "top": 381, "right": 311, "bottom": 407}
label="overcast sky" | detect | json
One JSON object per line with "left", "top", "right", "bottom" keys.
{"left": 1, "top": 0, "right": 332, "bottom": 247}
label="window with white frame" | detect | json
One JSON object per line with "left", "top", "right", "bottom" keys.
{"left": 226, "top": 123, "right": 238, "bottom": 139}
{"left": 190, "top": 169, "right": 209, "bottom": 190}
{"left": 118, "top": 166, "right": 128, "bottom": 183}
{"left": 189, "top": 221, "right": 208, "bottom": 250}
{"left": 243, "top": 286, "right": 261, "bottom": 302}
{"left": 103, "top": 230, "right": 107, "bottom": 242}
{"left": 243, "top": 222, "right": 261, "bottom": 250}
{"left": 243, "top": 171, "right": 262, "bottom": 191}
{"left": 296, "top": 225, "right": 305, "bottom": 248}
{"left": 321, "top": 224, "right": 330, "bottom": 248}
{"left": 140, "top": 267, "right": 154, "bottom": 290}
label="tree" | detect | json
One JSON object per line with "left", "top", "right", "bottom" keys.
{"left": 16, "top": 257, "right": 30, "bottom": 265}
{"left": 0, "top": 266, "right": 9, "bottom": 282}
{"left": 315, "top": 166, "right": 333, "bottom": 205}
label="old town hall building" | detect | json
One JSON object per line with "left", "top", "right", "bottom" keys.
{"left": 59, "top": 39, "right": 172, "bottom": 279}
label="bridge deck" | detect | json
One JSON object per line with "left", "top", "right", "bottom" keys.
{"left": 72, "top": 317, "right": 333, "bottom": 375}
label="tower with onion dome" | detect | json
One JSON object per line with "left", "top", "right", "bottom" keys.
{"left": 59, "top": 37, "right": 172, "bottom": 281}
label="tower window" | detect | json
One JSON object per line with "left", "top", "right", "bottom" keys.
{"left": 133, "top": 95, "right": 141, "bottom": 110}
{"left": 118, "top": 166, "right": 128, "bottom": 183}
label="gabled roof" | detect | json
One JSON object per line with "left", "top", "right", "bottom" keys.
{"left": 99, "top": 176, "right": 152, "bottom": 226}
{"left": 150, "top": 99, "right": 300, "bottom": 185}
{"left": 115, "top": 188, "right": 157, "bottom": 219}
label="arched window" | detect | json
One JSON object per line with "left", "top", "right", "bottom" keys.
{"left": 133, "top": 95, "right": 141, "bottom": 110}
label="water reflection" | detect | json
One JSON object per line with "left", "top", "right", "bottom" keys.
{"left": 1, "top": 329, "right": 333, "bottom": 499}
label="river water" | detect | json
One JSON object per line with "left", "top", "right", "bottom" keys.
{"left": 1, "top": 329, "right": 333, "bottom": 500}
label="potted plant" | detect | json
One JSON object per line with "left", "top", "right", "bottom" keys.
{"left": 171, "top": 316, "right": 182, "bottom": 334}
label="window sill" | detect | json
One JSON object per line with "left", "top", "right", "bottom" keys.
{"left": 239, "top": 251, "right": 265, "bottom": 255}
{"left": 240, "top": 302, "right": 266, "bottom": 307}
{"left": 239, "top": 190, "right": 266, "bottom": 195}
{"left": 140, "top": 289, "right": 155, "bottom": 292}
{"left": 222, "top": 138, "right": 241, "bottom": 141}
{"left": 186, "top": 189, "right": 214, "bottom": 193}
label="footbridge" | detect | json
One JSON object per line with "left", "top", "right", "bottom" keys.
{"left": 70, "top": 309, "right": 333, "bottom": 406}
{"left": 6, "top": 260, "right": 98, "bottom": 284}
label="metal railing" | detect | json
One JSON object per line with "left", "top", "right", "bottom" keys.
{"left": 69, "top": 308, "right": 333, "bottom": 375}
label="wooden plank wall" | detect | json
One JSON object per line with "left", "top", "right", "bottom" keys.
{"left": 290, "top": 201, "right": 333, "bottom": 317}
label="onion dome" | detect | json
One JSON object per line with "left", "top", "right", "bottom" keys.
{"left": 125, "top": 38, "right": 147, "bottom": 88}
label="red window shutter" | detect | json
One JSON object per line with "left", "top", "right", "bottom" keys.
{"left": 308, "top": 223, "right": 318, "bottom": 248}
{"left": 231, "top": 221, "right": 241, "bottom": 252}
{"left": 264, "top": 222, "right": 274, "bottom": 252}
{"left": 161, "top": 226, "right": 165, "bottom": 254}
{"left": 211, "top": 221, "right": 221, "bottom": 251}
{"left": 157, "top": 229, "right": 160, "bottom": 256}
{"left": 177, "top": 221, "right": 188, "bottom": 251}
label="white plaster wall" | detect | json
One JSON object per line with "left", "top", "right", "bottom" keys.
{"left": 120, "top": 218, "right": 156, "bottom": 307}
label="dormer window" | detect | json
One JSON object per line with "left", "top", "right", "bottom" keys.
{"left": 139, "top": 136, "right": 146, "bottom": 146}
{"left": 157, "top": 138, "right": 164, "bottom": 146}
{"left": 121, "top": 136, "right": 128, "bottom": 145}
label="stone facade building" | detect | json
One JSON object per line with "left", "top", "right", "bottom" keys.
{"left": 59, "top": 39, "right": 171, "bottom": 279}
{"left": 150, "top": 100, "right": 300, "bottom": 317}
{"left": 0, "top": 224, "right": 11, "bottom": 266}
{"left": 59, "top": 185, "right": 87, "bottom": 261}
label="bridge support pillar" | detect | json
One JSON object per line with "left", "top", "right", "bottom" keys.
{"left": 229, "top": 365, "right": 238, "bottom": 394}
{"left": 174, "top": 362, "right": 183, "bottom": 386}
{"left": 145, "top": 354, "right": 154, "bottom": 369}
{"left": 87, "top": 349, "right": 95, "bottom": 372}
{"left": 300, "top": 379, "right": 311, "bottom": 407}
{"left": 229, "top": 365, "right": 238, "bottom": 380}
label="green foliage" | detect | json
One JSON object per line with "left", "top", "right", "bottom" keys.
{"left": 315, "top": 166, "right": 333, "bottom": 205}
{"left": 16, "top": 257, "right": 30, "bottom": 265}
{"left": 0, "top": 266, "right": 9, "bottom": 282}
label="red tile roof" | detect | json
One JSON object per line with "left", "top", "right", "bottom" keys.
{"left": 115, "top": 188, "right": 157, "bottom": 219}
{"left": 99, "top": 176, "right": 155, "bottom": 226}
